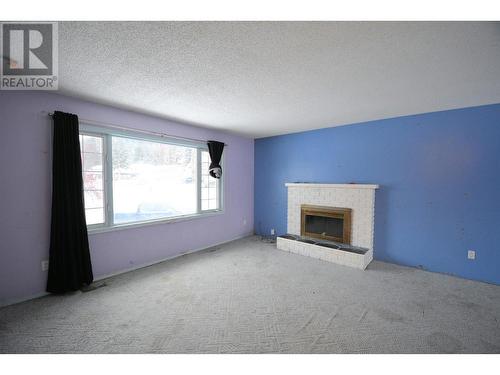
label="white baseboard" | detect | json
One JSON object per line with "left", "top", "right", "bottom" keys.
{"left": 0, "top": 232, "right": 253, "bottom": 308}
{"left": 0, "top": 291, "right": 51, "bottom": 309}
{"left": 93, "top": 232, "right": 253, "bottom": 282}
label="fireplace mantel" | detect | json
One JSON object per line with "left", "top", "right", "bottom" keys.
{"left": 285, "top": 183, "right": 379, "bottom": 190}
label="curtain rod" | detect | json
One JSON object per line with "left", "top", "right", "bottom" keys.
{"left": 46, "top": 112, "right": 227, "bottom": 147}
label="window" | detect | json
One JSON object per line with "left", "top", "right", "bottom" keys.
{"left": 112, "top": 137, "right": 198, "bottom": 224}
{"left": 80, "top": 134, "right": 105, "bottom": 225}
{"left": 79, "top": 125, "right": 222, "bottom": 231}
{"left": 201, "top": 150, "right": 219, "bottom": 210}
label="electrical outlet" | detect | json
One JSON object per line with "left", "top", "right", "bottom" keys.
{"left": 467, "top": 250, "right": 476, "bottom": 260}
{"left": 271, "top": 228, "right": 275, "bottom": 235}
{"left": 41, "top": 260, "right": 49, "bottom": 271}
{"left": 243, "top": 218, "right": 247, "bottom": 226}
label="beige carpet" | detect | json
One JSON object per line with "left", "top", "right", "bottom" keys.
{"left": 1, "top": 236, "right": 499, "bottom": 353}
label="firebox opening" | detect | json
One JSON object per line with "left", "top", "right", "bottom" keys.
{"left": 300, "top": 205, "right": 351, "bottom": 244}
{"left": 305, "top": 215, "right": 344, "bottom": 239}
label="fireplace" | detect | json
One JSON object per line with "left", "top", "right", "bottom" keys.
{"left": 301, "top": 205, "right": 351, "bottom": 244}
{"left": 279, "top": 183, "right": 378, "bottom": 269}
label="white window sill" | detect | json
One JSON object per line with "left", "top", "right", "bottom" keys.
{"left": 87, "top": 210, "right": 224, "bottom": 235}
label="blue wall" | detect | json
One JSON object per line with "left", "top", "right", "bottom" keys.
{"left": 254, "top": 104, "right": 500, "bottom": 284}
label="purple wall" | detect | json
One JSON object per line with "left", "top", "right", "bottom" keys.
{"left": 0, "top": 91, "right": 254, "bottom": 305}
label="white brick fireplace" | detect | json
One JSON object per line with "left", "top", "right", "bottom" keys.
{"left": 277, "top": 183, "right": 379, "bottom": 269}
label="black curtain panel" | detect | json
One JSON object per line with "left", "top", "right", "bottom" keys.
{"left": 47, "top": 111, "right": 94, "bottom": 293}
{"left": 207, "top": 140, "right": 225, "bottom": 179}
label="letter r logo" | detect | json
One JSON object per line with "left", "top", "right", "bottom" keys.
{"left": 2, "top": 23, "right": 53, "bottom": 75}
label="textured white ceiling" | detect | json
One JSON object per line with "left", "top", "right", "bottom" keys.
{"left": 58, "top": 22, "right": 500, "bottom": 138}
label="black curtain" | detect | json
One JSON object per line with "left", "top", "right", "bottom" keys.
{"left": 207, "top": 141, "right": 225, "bottom": 179}
{"left": 47, "top": 111, "right": 94, "bottom": 293}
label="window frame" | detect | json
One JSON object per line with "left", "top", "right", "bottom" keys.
{"left": 79, "top": 123, "right": 224, "bottom": 233}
